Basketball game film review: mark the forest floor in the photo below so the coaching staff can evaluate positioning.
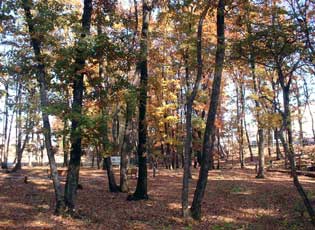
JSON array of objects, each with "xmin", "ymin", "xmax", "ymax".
[{"xmin": 1, "ymin": 164, "xmax": 315, "ymax": 230}]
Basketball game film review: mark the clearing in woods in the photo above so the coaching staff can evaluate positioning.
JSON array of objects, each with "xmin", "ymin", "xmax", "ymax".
[{"xmin": 0, "ymin": 167, "xmax": 315, "ymax": 230}]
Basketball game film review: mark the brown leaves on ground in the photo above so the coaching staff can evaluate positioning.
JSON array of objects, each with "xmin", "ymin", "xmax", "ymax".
[{"xmin": 0, "ymin": 167, "xmax": 315, "ymax": 230}]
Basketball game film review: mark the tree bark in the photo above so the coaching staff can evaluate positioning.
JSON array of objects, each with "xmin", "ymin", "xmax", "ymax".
[
  {"xmin": 1, "ymin": 81, "xmax": 9, "ymax": 168},
  {"xmin": 64, "ymin": 0, "xmax": 92, "ymax": 213},
  {"xmin": 182, "ymin": 1, "xmax": 211, "ymax": 217},
  {"xmin": 246, "ymin": 9, "xmax": 264, "ymax": 178},
  {"xmin": 104, "ymin": 157, "xmax": 120, "ymax": 192},
  {"xmin": 12, "ymin": 107, "xmax": 32, "ymax": 172},
  {"xmin": 278, "ymin": 68, "xmax": 315, "ymax": 226},
  {"xmin": 190, "ymin": 0, "xmax": 225, "ymax": 219},
  {"xmin": 22, "ymin": 0, "xmax": 65, "ymax": 214},
  {"xmin": 127, "ymin": 0, "xmax": 151, "ymax": 201},
  {"xmin": 274, "ymin": 129, "xmax": 281, "ymax": 160},
  {"xmin": 244, "ymin": 118, "xmax": 253, "ymax": 161},
  {"xmin": 2, "ymin": 107, "xmax": 15, "ymax": 169},
  {"xmin": 63, "ymin": 112, "xmax": 69, "ymax": 167},
  {"xmin": 120, "ymin": 94, "xmax": 134, "ymax": 192},
  {"xmin": 236, "ymin": 82, "xmax": 245, "ymax": 168}
]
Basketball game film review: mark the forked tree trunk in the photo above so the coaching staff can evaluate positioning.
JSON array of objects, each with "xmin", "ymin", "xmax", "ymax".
[
  {"xmin": 182, "ymin": 2, "xmax": 211, "ymax": 217},
  {"xmin": 190, "ymin": 0, "xmax": 225, "ymax": 219},
  {"xmin": 22, "ymin": 0, "xmax": 65, "ymax": 214}
]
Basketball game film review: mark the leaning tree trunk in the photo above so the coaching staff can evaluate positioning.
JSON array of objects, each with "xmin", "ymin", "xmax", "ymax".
[
  {"xmin": 182, "ymin": 2, "xmax": 211, "ymax": 217},
  {"xmin": 279, "ymin": 71, "xmax": 315, "ymax": 226},
  {"xmin": 22, "ymin": 0, "xmax": 65, "ymax": 214},
  {"xmin": 64, "ymin": 0, "xmax": 92, "ymax": 213},
  {"xmin": 127, "ymin": 0, "xmax": 151, "ymax": 201},
  {"xmin": 190, "ymin": 0, "xmax": 225, "ymax": 220}
]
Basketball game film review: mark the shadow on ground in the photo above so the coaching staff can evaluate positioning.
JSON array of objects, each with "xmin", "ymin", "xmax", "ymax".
[{"xmin": 0, "ymin": 167, "xmax": 315, "ymax": 229}]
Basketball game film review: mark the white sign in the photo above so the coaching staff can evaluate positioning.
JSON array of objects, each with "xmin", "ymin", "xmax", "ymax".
[{"xmin": 111, "ymin": 156, "xmax": 121, "ymax": 166}]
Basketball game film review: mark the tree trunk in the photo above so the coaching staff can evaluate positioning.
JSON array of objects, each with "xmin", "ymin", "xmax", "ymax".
[
  {"xmin": 190, "ymin": 0, "xmax": 225, "ymax": 219},
  {"xmin": 2, "ymin": 109, "xmax": 14, "ymax": 169},
  {"xmin": 182, "ymin": 2, "xmax": 211, "ymax": 217},
  {"xmin": 244, "ymin": 118, "xmax": 253, "ymax": 162},
  {"xmin": 246, "ymin": 10, "xmax": 264, "ymax": 178},
  {"xmin": 1, "ymin": 81, "xmax": 9, "ymax": 168},
  {"xmin": 96, "ymin": 145, "xmax": 101, "ymax": 169},
  {"xmin": 104, "ymin": 157, "xmax": 120, "ymax": 192},
  {"xmin": 267, "ymin": 129, "xmax": 272, "ymax": 157},
  {"xmin": 120, "ymin": 95, "xmax": 134, "ymax": 192},
  {"xmin": 296, "ymin": 93, "xmax": 304, "ymax": 148},
  {"xmin": 64, "ymin": 0, "xmax": 92, "ymax": 213},
  {"xmin": 256, "ymin": 129, "xmax": 265, "ymax": 178},
  {"xmin": 2, "ymin": 85, "xmax": 18, "ymax": 169},
  {"xmin": 279, "ymin": 80, "xmax": 315, "ymax": 226},
  {"xmin": 274, "ymin": 129, "xmax": 281, "ymax": 160},
  {"xmin": 63, "ymin": 118, "xmax": 69, "ymax": 167},
  {"xmin": 236, "ymin": 82, "xmax": 245, "ymax": 168},
  {"xmin": 302, "ymin": 81, "xmax": 313, "ymax": 144},
  {"xmin": 22, "ymin": 0, "xmax": 65, "ymax": 214},
  {"xmin": 12, "ymin": 108, "xmax": 32, "ymax": 172},
  {"xmin": 127, "ymin": 0, "xmax": 151, "ymax": 201}
]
